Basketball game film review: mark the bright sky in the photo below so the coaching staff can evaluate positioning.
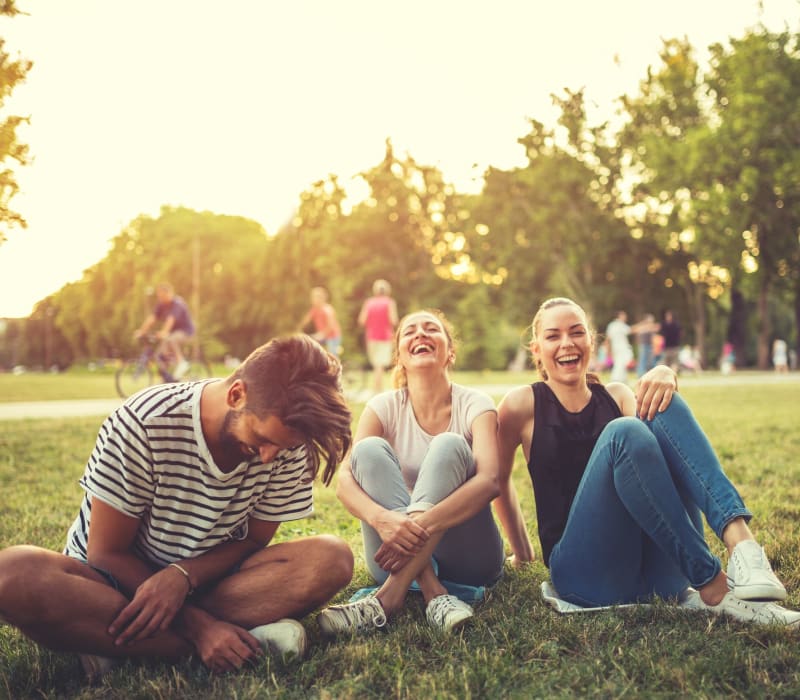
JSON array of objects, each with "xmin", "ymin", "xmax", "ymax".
[{"xmin": 1, "ymin": 0, "xmax": 798, "ymax": 317}]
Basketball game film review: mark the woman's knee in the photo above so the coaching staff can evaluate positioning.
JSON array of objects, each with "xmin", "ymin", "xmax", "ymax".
[
  {"xmin": 603, "ymin": 416, "xmax": 653, "ymax": 447},
  {"xmin": 351, "ymin": 436, "xmax": 395, "ymax": 477},
  {"xmin": 429, "ymin": 432, "xmax": 470, "ymax": 454},
  {"xmin": 426, "ymin": 433, "xmax": 473, "ymax": 472},
  {"xmin": 602, "ymin": 417, "xmax": 660, "ymax": 465}
]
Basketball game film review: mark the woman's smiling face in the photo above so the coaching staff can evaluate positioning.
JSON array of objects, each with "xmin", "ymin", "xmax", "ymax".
[
  {"xmin": 397, "ymin": 311, "xmax": 453, "ymax": 371},
  {"xmin": 532, "ymin": 303, "xmax": 592, "ymax": 383}
]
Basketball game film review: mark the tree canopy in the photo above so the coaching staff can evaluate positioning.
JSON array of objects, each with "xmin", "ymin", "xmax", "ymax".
[{"xmin": 3, "ymin": 24, "xmax": 799, "ymax": 373}]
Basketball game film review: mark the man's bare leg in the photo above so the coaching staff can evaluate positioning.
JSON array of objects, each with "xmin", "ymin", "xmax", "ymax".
[
  {"xmin": 0, "ymin": 536, "xmax": 352, "ymax": 665},
  {"xmin": 0, "ymin": 545, "xmax": 188, "ymax": 659},
  {"xmin": 197, "ymin": 535, "xmax": 353, "ymax": 627}
]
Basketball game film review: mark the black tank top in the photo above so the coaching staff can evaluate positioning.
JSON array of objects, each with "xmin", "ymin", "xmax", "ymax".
[{"xmin": 527, "ymin": 382, "xmax": 622, "ymax": 566}]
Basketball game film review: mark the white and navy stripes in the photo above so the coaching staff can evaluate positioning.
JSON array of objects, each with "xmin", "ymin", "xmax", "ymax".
[{"xmin": 64, "ymin": 380, "xmax": 313, "ymax": 567}]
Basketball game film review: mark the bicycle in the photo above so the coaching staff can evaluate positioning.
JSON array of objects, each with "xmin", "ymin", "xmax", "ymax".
[{"xmin": 115, "ymin": 335, "xmax": 213, "ymax": 398}]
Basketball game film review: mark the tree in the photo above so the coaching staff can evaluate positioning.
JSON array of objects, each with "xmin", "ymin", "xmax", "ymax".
[
  {"xmin": 0, "ymin": 0, "xmax": 32, "ymax": 244},
  {"xmin": 617, "ymin": 30, "xmax": 800, "ymax": 368},
  {"xmin": 703, "ymin": 28, "xmax": 800, "ymax": 367}
]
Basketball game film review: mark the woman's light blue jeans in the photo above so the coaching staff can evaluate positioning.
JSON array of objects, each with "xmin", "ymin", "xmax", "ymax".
[
  {"xmin": 549, "ymin": 393, "xmax": 751, "ymax": 607},
  {"xmin": 350, "ymin": 434, "xmax": 505, "ymax": 587}
]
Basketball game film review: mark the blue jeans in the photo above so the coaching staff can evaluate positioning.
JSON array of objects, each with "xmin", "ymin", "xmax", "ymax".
[
  {"xmin": 549, "ymin": 394, "xmax": 751, "ymax": 607},
  {"xmin": 350, "ymin": 434, "xmax": 504, "ymax": 587}
]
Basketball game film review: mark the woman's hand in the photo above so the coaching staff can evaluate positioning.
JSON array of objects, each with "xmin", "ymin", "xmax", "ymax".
[
  {"xmin": 370, "ymin": 510, "xmax": 429, "ymax": 572},
  {"xmin": 635, "ymin": 365, "xmax": 678, "ymax": 420},
  {"xmin": 373, "ymin": 510, "xmax": 429, "ymax": 555}
]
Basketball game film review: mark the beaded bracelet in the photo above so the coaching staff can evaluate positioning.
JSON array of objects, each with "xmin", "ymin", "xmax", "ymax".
[{"xmin": 168, "ymin": 562, "xmax": 194, "ymax": 595}]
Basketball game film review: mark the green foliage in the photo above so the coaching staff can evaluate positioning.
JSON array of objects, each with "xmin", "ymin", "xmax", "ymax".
[
  {"xmin": 0, "ymin": 0, "xmax": 31, "ymax": 244},
  {"xmin": 2, "ymin": 379, "xmax": 800, "ymax": 697},
  {"xmin": 4, "ymin": 27, "xmax": 800, "ymax": 372}
]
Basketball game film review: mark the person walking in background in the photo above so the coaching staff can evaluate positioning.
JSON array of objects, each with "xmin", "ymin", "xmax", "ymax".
[
  {"xmin": 495, "ymin": 297, "xmax": 799, "ymax": 628},
  {"xmin": 635, "ymin": 313, "xmax": 659, "ymax": 377},
  {"xmin": 135, "ymin": 282, "xmax": 195, "ymax": 380},
  {"xmin": 0, "ymin": 336, "xmax": 354, "ymax": 680},
  {"xmin": 605, "ymin": 310, "xmax": 633, "ymax": 383},
  {"xmin": 317, "ymin": 309, "xmax": 505, "ymax": 636},
  {"xmin": 772, "ymin": 338, "xmax": 788, "ymax": 373},
  {"xmin": 660, "ymin": 310, "xmax": 682, "ymax": 372},
  {"xmin": 358, "ymin": 279, "xmax": 399, "ymax": 395},
  {"xmin": 298, "ymin": 286, "xmax": 342, "ymax": 356},
  {"xmin": 720, "ymin": 342, "xmax": 736, "ymax": 375}
]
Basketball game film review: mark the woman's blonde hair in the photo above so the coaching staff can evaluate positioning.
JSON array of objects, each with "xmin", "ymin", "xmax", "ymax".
[
  {"xmin": 529, "ymin": 297, "xmax": 601, "ymax": 385},
  {"xmin": 391, "ymin": 309, "xmax": 457, "ymax": 389}
]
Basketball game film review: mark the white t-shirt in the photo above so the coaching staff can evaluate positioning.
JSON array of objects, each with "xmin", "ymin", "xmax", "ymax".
[
  {"xmin": 605, "ymin": 319, "xmax": 632, "ymax": 353},
  {"xmin": 366, "ymin": 383, "xmax": 496, "ymax": 491},
  {"xmin": 64, "ymin": 380, "xmax": 313, "ymax": 567}
]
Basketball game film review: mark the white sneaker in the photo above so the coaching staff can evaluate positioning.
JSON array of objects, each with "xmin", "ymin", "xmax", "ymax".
[
  {"xmin": 249, "ymin": 619, "xmax": 307, "ymax": 660},
  {"xmin": 680, "ymin": 588, "xmax": 800, "ymax": 627},
  {"xmin": 79, "ymin": 654, "xmax": 117, "ymax": 683},
  {"xmin": 174, "ymin": 359, "xmax": 191, "ymax": 379},
  {"xmin": 425, "ymin": 594, "xmax": 473, "ymax": 632},
  {"xmin": 728, "ymin": 540, "xmax": 787, "ymax": 601},
  {"xmin": 317, "ymin": 596, "xmax": 387, "ymax": 636}
]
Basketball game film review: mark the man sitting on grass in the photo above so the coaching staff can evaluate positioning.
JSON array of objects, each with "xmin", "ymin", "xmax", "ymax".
[{"xmin": 0, "ymin": 335, "xmax": 353, "ymax": 681}]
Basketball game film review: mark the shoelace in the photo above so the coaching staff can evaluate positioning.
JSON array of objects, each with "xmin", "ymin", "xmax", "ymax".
[
  {"xmin": 428, "ymin": 596, "xmax": 460, "ymax": 625},
  {"xmin": 342, "ymin": 598, "xmax": 386, "ymax": 629}
]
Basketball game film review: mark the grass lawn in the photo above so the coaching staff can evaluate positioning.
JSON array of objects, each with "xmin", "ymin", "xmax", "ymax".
[{"xmin": 1, "ymin": 377, "xmax": 800, "ymax": 698}]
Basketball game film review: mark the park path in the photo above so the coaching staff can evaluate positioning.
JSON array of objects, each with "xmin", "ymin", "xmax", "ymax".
[{"xmin": 0, "ymin": 372, "xmax": 797, "ymax": 421}]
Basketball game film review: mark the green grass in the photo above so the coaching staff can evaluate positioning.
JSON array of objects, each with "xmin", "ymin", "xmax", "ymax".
[{"xmin": 1, "ymin": 379, "xmax": 800, "ymax": 697}]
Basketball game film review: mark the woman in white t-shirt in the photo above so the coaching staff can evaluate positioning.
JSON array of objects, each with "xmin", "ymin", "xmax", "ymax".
[{"xmin": 318, "ymin": 309, "xmax": 506, "ymax": 635}]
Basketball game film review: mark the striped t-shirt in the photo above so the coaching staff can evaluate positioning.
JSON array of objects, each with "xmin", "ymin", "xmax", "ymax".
[{"xmin": 64, "ymin": 380, "xmax": 313, "ymax": 567}]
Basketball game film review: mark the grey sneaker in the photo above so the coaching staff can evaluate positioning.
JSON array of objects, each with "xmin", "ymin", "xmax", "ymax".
[
  {"xmin": 249, "ymin": 619, "xmax": 307, "ymax": 660},
  {"xmin": 728, "ymin": 540, "xmax": 787, "ymax": 601},
  {"xmin": 317, "ymin": 596, "xmax": 387, "ymax": 636},
  {"xmin": 425, "ymin": 594, "xmax": 473, "ymax": 632},
  {"xmin": 79, "ymin": 654, "xmax": 117, "ymax": 684},
  {"xmin": 681, "ymin": 588, "xmax": 800, "ymax": 627}
]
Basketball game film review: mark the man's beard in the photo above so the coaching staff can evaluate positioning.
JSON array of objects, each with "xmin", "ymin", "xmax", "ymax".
[{"xmin": 217, "ymin": 409, "xmax": 251, "ymax": 469}]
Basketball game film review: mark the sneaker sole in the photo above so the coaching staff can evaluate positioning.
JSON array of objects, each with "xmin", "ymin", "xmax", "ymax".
[
  {"xmin": 444, "ymin": 613, "xmax": 473, "ymax": 633},
  {"xmin": 734, "ymin": 584, "xmax": 788, "ymax": 602}
]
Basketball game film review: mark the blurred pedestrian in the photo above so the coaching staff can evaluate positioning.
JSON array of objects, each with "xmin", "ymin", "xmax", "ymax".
[
  {"xmin": 298, "ymin": 287, "xmax": 342, "ymax": 356},
  {"xmin": 605, "ymin": 310, "xmax": 633, "ymax": 384},
  {"xmin": 660, "ymin": 310, "xmax": 682, "ymax": 372},
  {"xmin": 358, "ymin": 279, "xmax": 399, "ymax": 394},
  {"xmin": 772, "ymin": 338, "xmax": 788, "ymax": 373},
  {"xmin": 720, "ymin": 342, "xmax": 736, "ymax": 375},
  {"xmin": 634, "ymin": 313, "xmax": 659, "ymax": 377}
]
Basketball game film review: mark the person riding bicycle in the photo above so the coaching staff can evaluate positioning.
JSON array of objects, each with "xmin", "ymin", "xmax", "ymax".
[{"xmin": 135, "ymin": 283, "xmax": 195, "ymax": 379}]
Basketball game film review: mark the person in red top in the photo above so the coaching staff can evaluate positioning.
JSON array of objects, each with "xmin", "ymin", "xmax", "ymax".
[
  {"xmin": 298, "ymin": 287, "xmax": 342, "ymax": 356},
  {"xmin": 358, "ymin": 279, "xmax": 399, "ymax": 394}
]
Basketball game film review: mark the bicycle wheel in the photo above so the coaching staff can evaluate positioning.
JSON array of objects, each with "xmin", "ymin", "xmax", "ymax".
[{"xmin": 116, "ymin": 360, "xmax": 154, "ymax": 398}]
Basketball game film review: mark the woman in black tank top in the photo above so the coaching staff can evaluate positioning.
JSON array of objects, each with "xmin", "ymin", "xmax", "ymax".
[{"xmin": 494, "ymin": 297, "xmax": 796, "ymax": 626}]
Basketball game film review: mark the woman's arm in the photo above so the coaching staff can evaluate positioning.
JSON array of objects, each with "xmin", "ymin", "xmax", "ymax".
[{"xmin": 495, "ymin": 386, "xmax": 536, "ymax": 565}]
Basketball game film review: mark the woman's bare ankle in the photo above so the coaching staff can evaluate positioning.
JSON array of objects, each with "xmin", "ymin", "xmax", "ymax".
[{"xmin": 698, "ymin": 570, "xmax": 729, "ymax": 606}]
